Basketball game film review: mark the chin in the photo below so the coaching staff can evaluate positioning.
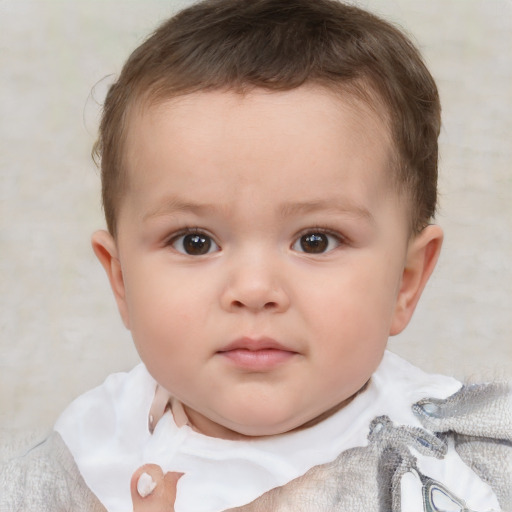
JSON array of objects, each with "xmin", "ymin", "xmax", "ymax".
[{"xmin": 225, "ymin": 412, "xmax": 304, "ymax": 438}]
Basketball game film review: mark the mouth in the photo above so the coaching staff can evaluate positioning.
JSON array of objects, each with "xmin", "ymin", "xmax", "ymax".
[{"xmin": 216, "ymin": 337, "xmax": 298, "ymax": 371}]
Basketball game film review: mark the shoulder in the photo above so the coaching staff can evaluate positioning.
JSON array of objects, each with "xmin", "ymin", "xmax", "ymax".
[
  {"xmin": 365, "ymin": 353, "xmax": 510, "ymax": 508},
  {"xmin": 51, "ymin": 364, "xmax": 159, "ymax": 511},
  {"xmin": 54, "ymin": 363, "xmax": 156, "ymax": 458},
  {"xmin": 0, "ymin": 431, "xmax": 106, "ymax": 512},
  {"xmin": 243, "ymin": 373, "xmax": 510, "ymax": 511},
  {"xmin": 354, "ymin": 351, "xmax": 463, "ymax": 430},
  {"xmin": 413, "ymin": 380, "xmax": 512, "ymax": 508},
  {"xmin": 375, "ymin": 350, "xmax": 462, "ymax": 397},
  {"xmin": 376, "ymin": 356, "xmax": 512, "ymax": 511}
]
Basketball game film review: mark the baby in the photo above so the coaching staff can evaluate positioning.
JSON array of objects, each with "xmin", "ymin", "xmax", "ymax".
[{"xmin": 1, "ymin": 0, "xmax": 510, "ymax": 511}]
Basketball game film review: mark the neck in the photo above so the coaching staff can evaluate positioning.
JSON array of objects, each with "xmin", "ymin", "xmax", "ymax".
[{"xmin": 183, "ymin": 380, "xmax": 370, "ymax": 441}]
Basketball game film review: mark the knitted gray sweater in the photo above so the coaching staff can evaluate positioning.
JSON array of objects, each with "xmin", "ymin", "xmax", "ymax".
[{"xmin": 1, "ymin": 382, "xmax": 510, "ymax": 512}]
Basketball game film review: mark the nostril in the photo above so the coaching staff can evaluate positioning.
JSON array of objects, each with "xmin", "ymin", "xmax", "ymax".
[
  {"xmin": 223, "ymin": 281, "xmax": 290, "ymax": 313},
  {"xmin": 230, "ymin": 300, "xmax": 279, "ymax": 311}
]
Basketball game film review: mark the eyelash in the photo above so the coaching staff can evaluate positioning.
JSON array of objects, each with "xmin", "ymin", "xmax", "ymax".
[
  {"xmin": 165, "ymin": 228, "xmax": 220, "ymax": 256},
  {"xmin": 164, "ymin": 226, "xmax": 346, "ymax": 256},
  {"xmin": 291, "ymin": 228, "xmax": 346, "ymax": 254}
]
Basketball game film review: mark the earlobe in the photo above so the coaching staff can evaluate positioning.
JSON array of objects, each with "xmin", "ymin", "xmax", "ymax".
[
  {"xmin": 91, "ymin": 230, "xmax": 131, "ymax": 329},
  {"xmin": 390, "ymin": 225, "xmax": 443, "ymax": 336}
]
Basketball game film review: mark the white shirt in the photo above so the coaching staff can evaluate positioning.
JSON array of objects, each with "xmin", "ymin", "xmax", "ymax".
[{"xmin": 54, "ymin": 351, "xmax": 500, "ymax": 512}]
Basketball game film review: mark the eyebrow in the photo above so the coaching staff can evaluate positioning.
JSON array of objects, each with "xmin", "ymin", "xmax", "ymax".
[
  {"xmin": 143, "ymin": 196, "xmax": 374, "ymax": 223},
  {"xmin": 278, "ymin": 199, "xmax": 374, "ymax": 223},
  {"xmin": 143, "ymin": 198, "xmax": 220, "ymax": 221}
]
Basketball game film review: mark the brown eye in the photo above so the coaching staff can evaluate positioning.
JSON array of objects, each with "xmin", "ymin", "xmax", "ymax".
[
  {"xmin": 172, "ymin": 232, "xmax": 219, "ymax": 255},
  {"xmin": 292, "ymin": 231, "xmax": 341, "ymax": 254},
  {"xmin": 300, "ymin": 233, "xmax": 328, "ymax": 253},
  {"xmin": 183, "ymin": 234, "xmax": 211, "ymax": 255}
]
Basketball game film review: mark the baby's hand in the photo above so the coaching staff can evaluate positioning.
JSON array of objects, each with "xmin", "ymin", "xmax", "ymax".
[{"xmin": 131, "ymin": 464, "xmax": 183, "ymax": 512}]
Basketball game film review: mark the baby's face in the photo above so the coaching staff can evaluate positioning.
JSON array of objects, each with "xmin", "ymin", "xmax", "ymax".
[{"xmin": 99, "ymin": 86, "xmax": 421, "ymax": 438}]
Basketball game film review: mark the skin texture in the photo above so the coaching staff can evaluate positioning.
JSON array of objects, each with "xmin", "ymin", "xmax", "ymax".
[{"xmin": 93, "ymin": 86, "xmax": 442, "ymax": 442}]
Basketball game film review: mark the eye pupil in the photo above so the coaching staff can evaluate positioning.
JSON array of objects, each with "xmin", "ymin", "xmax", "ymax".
[
  {"xmin": 183, "ymin": 234, "xmax": 211, "ymax": 255},
  {"xmin": 300, "ymin": 233, "xmax": 328, "ymax": 253}
]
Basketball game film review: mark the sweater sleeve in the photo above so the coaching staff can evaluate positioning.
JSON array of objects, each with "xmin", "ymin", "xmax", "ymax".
[{"xmin": 0, "ymin": 431, "xmax": 107, "ymax": 512}]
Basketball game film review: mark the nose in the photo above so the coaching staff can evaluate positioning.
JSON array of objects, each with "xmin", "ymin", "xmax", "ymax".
[{"xmin": 220, "ymin": 255, "xmax": 290, "ymax": 313}]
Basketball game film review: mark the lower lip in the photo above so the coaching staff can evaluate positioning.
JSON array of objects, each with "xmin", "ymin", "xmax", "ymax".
[{"xmin": 218, "ymin": 348, "xmax": 296, "ymax": 371}]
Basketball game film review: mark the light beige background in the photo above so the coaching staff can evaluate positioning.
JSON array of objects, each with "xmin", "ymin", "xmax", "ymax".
[{"xmin": 0, "ymin": 0, "xmax": 511, "ymax": 432}]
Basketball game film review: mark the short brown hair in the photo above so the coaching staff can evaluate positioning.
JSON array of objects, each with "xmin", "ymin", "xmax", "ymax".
[{"xmin": 94, "ymin": 0, "xmax": 441, "ymax": 236}]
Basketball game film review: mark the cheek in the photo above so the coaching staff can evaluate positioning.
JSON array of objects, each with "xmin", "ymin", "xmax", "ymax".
[
  {"xmin": 127, "ymin": 289, "xmax": 202, "ymax": 393},
  {"xmin": 299, "ymin": 259, "xmax": 400, "ymax": 339},
  {"xmin": 125, "ymin": 258, "xmax": 213, "ymax": 316},
  {"xmin": 122, "ymin": 265, "xmax": 209, "ymax": 355}
]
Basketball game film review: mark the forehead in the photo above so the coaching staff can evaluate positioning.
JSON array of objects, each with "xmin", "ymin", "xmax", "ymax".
[
  {"xmin": 121, "ymin": 86, "xmax": 398, "ymax": 215},
  {"xmin": 126, "ymin": 84, "xmax": 392, "ymax": 158}
]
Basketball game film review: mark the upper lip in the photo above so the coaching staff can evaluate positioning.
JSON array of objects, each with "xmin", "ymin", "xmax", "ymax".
[{"xmin": 217, "ymin": 337, "xmax": 295, "ymax": 353}]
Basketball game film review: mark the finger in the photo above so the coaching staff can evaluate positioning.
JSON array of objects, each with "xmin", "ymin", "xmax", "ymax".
[{"xmin": 131, "ymin": 464, "xmax": 183, "ymax": 512}]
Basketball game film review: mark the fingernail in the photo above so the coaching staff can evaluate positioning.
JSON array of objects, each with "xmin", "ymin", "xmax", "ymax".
[{"xmin": 137, "ymin": 472, "xmax": 157, "ymax": 498}]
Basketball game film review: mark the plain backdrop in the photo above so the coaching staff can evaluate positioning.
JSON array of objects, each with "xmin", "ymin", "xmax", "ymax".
[{"xmin": 1, "ymin": 0, "xmax": 511, "ymax": 432}]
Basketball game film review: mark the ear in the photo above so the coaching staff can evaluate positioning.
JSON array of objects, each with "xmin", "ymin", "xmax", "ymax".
[
  {"xmin": 91, "ymin": 230, "xmax": 130, "ymax": 329},
  {"xmin": 389, "ymin": 224, "xmax": 443, "ymax": 336}
]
